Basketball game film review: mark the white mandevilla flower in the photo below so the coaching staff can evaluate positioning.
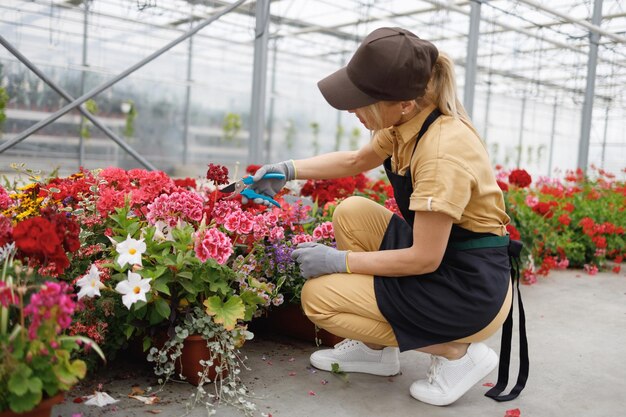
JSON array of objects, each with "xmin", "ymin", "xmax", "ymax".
[
  {"xmin": 76, "ymin": 264, "xmax": 105, "ymax": 300},
  {"xmin": 116, "ymin": 234, "xmax": 146, "ymax": 267},
  {"xmin": 115, "ymin": 271, "xmax": 151, "ymax": 309}
]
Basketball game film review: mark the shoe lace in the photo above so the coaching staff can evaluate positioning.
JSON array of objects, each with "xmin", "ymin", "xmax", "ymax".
[
  {"xmin": 333, "ymin": 339, "xmax": 358, "ymax": 351},
  {"xmin": 427, "ymin": 355, "xmax": 444, "ymax": 384}
]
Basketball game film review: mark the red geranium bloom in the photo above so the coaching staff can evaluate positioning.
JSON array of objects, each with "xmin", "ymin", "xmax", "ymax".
[
  {"xmin": 246, "ymin": 164, "xmax": 262, "ymax": 175},
  {"xmin": 557, "ymin": 213, "xmax": 571, "ymax": 226},
  {"xmin": 206, "ymin": 163, "xmax": 230, "ymax": 186},
  {"xmin": 508, "ymin": 169, "xmax": 532, "ymax": 188},
  {"xmin": 496, "ymin": 180, "xmax": 509, "ymax": 192},
  {"xmin": 506, "ymin": 224, "xmax": 521, "ymax": 241}
]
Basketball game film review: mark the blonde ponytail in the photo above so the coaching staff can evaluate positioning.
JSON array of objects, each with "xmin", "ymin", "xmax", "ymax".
[{"xmin": 425, "ymin": 52, "xmax": 477, "ymax": 133}]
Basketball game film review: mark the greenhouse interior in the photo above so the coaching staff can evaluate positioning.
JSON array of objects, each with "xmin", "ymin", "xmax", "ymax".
[
  {"xmin": 1, "ymin": 2, "xmax": 625, "ymax": 417},
  {"xmin": 1, "ymin": 0, "xmax": 625, "ymax": 179}
]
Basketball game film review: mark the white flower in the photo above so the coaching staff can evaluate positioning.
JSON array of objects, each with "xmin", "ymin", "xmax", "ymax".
[
  {"xmin": 116, "ymin": 234, "xmax": 146, "ymax": 267},
  {"xmin": 153, "ymin": 220, "xmax": 175, "ymax": 242},
  {"xmin": 115, "ymin": 271, "xmax": 151, "ymax": 309},
  {"xmin": 84, "ymin": 391, "xmax": 119, "ymax": 407},
  {"xmin": 76, "ymin": 264, "xmax": 105, "ymax": 300}
]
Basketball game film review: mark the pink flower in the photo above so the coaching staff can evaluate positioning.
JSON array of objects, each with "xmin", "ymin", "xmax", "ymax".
[
  {"xmin": 0, "ymin": 185, "xmax": 12, "ymax": 210},
  {"xmin": 194, "ymin": 228, "xmax": 233, "ymax": 265},
  {"xmin": 23, "ymin": 281, "xmax": 77, "ymax": 340},
  {"xmin": 584, "ymin": 264, "xmax": 599, "ymax": 275},
  {"xmin": 524, "ymin": 194, "xmax": 539, "ymax": 208},
  {"xmin": 147, "ymin": 191, "xmax": 204, "ymax": 227},
  {"xmin": 224, "ymin": 211, "xmax": 254, "ymax": 235},
  {"xmin": 556, "ymin": 258, "xmax": 569, "ymax": 269},
  {"xmin": 269, "ymin": 226, "xmax": 285, "ymax": 242},
  {"xmin": 312, "ymin": 221, "xmax": 334, "ymax": 241},
  {"xmin": 522, "ymin": 268, "xmax": 537, "ymax": 285},
  {"xmin": 212, "ymin": 200, "xmax": 241, "ymax": 224},
  {"xmin": 0, "ymin": 281, "xmax": 17, "ymax": 307},
  {"xmin": 291, "ymin": 233, "xmax": 315, "ymax": 246}
]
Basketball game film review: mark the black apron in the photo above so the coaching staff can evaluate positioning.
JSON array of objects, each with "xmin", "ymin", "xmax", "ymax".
[{"xmin": 374, "ymin": 109, "xmax": 528, "ymax": 401}]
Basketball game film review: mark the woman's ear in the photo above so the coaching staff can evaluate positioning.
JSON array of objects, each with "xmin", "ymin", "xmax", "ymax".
[{"xmin": 400, "ymin": 100, "xmax": 416, "ymax": 115}]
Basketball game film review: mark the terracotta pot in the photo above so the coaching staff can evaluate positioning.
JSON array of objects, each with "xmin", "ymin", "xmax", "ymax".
[
  {"xmin": 0, "ymin": 392, "xmax": 64, "ymax": 417},
  {"xmin": 176, "ymin": 334, "xmax": 227, "ymax": 386},
  {"xmin": 257, "ymin": 303, "xmax": 343, "ymax": 347}
]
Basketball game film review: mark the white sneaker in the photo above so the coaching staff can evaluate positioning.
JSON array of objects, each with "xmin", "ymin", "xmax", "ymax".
[
  {"xmin": 409, "ymin": 342, "xmax": 498, "ymax": 406},
  {"xmin": 309, "ymin": 339, "xmax": 400, "ymax": 376}
]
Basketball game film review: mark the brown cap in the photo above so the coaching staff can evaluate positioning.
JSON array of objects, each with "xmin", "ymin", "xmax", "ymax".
[{"xmin": 318, "ymin": 27, "xmax": 438, "ymax": 110}]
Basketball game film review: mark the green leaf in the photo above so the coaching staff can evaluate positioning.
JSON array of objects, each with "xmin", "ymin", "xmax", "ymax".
[
  {"xmin": 8, "ymin": 365, "xmax": 33, "ymax": 395},
  {"xmin": 203, "ymin": 295, "xmax": 245, "ymax": 331},
  {"xmin": 177, "ymin": 271, "xmax": 193, "ymax": 279},
  {"xmin": 152, "ymin": 276, "xmax": 172, "ymax": 296},
  {"xmin": 59, "ymin": 335, "xmax": 106, "ymax": 363},
  {"xmin": 178, "ymin": 277, "xmax": 200, "ymax": 296},
  {"xmin": 8, "ymin": 390, "xmax": 42, "ymax": 413},
  {"xmin": 154, "ymin": 297, "xmax": 171, "ymax": 320},
  {"xmin": 124, "ymin": 325, "xmax": 135, "ymax": 339}
]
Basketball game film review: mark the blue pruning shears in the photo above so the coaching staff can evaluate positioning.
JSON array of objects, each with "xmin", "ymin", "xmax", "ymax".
[{"xmin": 220, "ymin": 173, "xmax": 285, "ymax": 207}]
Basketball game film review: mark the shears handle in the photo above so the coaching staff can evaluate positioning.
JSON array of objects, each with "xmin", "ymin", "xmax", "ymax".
[
  {"xmin": 241, "ymin": 173, "xmax": 286, "ymax": 207},
  {"xmin": 240, "ymin": 188, "xmax": 281, "ymax": 207},
  {"xmin": 241, "ymin": 173, "xmax": 285, "ymax": 185}
]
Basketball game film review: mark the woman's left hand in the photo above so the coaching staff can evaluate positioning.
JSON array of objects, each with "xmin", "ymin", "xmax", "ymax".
[{"xmin": 291, "ymin": 242, "xmax": 348, "ymax": 278}]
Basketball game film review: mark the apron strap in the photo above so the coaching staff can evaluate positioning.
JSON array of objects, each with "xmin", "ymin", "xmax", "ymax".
[
  {"xmin": 410, "ymin": 108, "xmax": 443, "ymax": 159},
  {"xmin": 485, "ymin": 239, "xmax": 529, "ymax": 402}
]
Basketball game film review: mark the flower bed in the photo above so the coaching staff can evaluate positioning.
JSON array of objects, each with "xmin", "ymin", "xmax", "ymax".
[
  {"xmin": 1, "ymin": 162, "xmax": 623, "ymax": 414},
  {"xmin": 496, "ymin": 166, "xmax": 625, "ymax": 284}
]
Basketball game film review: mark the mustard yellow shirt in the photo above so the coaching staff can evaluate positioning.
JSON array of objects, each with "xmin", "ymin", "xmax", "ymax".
[{"xmin": 371, "ymin": 104, "xmax": 510, "ymax": 236}]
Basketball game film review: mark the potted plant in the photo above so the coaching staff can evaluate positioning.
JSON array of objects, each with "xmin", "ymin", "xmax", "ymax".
[
  {"xmin": 0, "ymin": 236, "xmax": 104, "ymax": 415},
  {"xmin": 64, "ymin": 163, "xmax": 291, "ymax": 414}
]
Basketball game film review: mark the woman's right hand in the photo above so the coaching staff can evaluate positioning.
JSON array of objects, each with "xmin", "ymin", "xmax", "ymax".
[{"xmin": 244, "ymin": 160, "xmax": 296, "ymax": 205}]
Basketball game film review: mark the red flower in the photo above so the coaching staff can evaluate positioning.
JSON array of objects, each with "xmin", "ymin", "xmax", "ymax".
[
  {"xmin": 504, "ymin": 409, "xmax": 521, "ymax": 417},
  {"xmin": 496, "ymin": 180, "xmax": 509, "ymax": 192},
  {"xmin": 508, "ymin": 169, "xmax": 532, "ymax": 188},
  {"xmin": 506, "ymin": 224, "xmax": 521, "ymax": 241},
  {"xmin": 246, "ymin": 164, "xmax": 262, "ymax": 175},
  {"xmin": 12, "ymin": 212, "xmax": 80, "ymax": 274},
  {"xmin": 173, "ymin": 177, "xmax": 197, "ymax": 189},
  {"xmin": 557, "ymin": 213, "xmax": 571, "ymax": 226},
  {"xmin": 206, "ymin": 163, "xmax": 230, "ymax": 186},
  {"xmin": 301, "ymin": 174, "xmax": 369, "ymax": 205},
  {"xmin": 532, "ymin": 201, "xmax": 557, "ymax": 218}
]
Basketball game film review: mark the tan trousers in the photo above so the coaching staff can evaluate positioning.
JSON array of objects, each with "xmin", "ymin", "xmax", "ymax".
[{"xmin": 301, "ymin": 196, "xmax": 512, "ymax": 348}]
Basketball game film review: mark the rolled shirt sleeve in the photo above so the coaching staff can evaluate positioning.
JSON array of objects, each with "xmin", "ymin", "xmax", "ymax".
[{"xmin": 409, "ymin": 157, "xmax": 475, "ymax": 221}]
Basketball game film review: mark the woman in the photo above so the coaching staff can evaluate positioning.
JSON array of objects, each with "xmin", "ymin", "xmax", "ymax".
[{"xmin": 249, "ymin": 27, "xmax": 527, "ymax": 406}]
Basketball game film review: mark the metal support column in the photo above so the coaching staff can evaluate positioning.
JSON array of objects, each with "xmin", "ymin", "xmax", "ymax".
[
  {"xmin": 577, "ymin": 0, "xmax": 603, "ymax": 172},
  {"xmin": 181, "ymin": 24, "xmax": 194, "ymax": 165},
  {"xmin": 265, "ymin": 37, "xmax": 278, "ymax": 163},
  {"xmin": 0, "ymin": 0, "xmax": 246, "ymax": 154},
  {"xmin": 463, "ymin": 0, "xmax": 481, "ymax": 119},
  {"xmin": 482, "ymin": 73, "xmax": 492, "ymax": 141},
  {"xmin": 547, "ymin": 96, "xmax": 558, "ymax": 176},
  {"xmin": 248, "ymin": 0, "xmax": 271, "ymax": 165},
  {"xmin": 600, "ymin": 103, "xmax": 610, "ymax": 168},
  {"xmin": 516, "ymin": 96, "xmax": 527, "ymax": 168},
  {"xmin": 78, "ymin": 0, "xmax": 89, "ymax": 168}
]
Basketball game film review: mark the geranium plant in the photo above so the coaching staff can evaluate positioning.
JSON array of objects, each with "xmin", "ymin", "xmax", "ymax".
[
  {"xmin": 0, "ymin": 241, "xmax": 104, "ymax": 413},
  {"xmin": 497, "ymin": 166, "xmax": 625, "ymax": 284}
]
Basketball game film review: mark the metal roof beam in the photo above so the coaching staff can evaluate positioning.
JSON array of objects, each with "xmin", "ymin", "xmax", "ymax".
[{"xmin": 516, "ymin": 0, "xmax": 626, "ymax": 44}]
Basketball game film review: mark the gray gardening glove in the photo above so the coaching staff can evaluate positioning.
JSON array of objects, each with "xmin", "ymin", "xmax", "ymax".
[
  {"xmin": 291, "ymin": 242, "xmax": 348, "ymax": 279},
  {"xmin": 243, "ymin": 160, "xmax": 296, "ymax": 205}
]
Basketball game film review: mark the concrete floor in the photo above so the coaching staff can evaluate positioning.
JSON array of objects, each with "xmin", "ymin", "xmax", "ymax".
[{"xmin": 53, "ymin": 269, "xmax": 626, "ymax": 417}]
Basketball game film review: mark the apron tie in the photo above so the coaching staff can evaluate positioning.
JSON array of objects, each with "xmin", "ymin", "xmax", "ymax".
[{"xmin": 485, "ymin": 239, "xmax": 529, "ymax": 401}]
